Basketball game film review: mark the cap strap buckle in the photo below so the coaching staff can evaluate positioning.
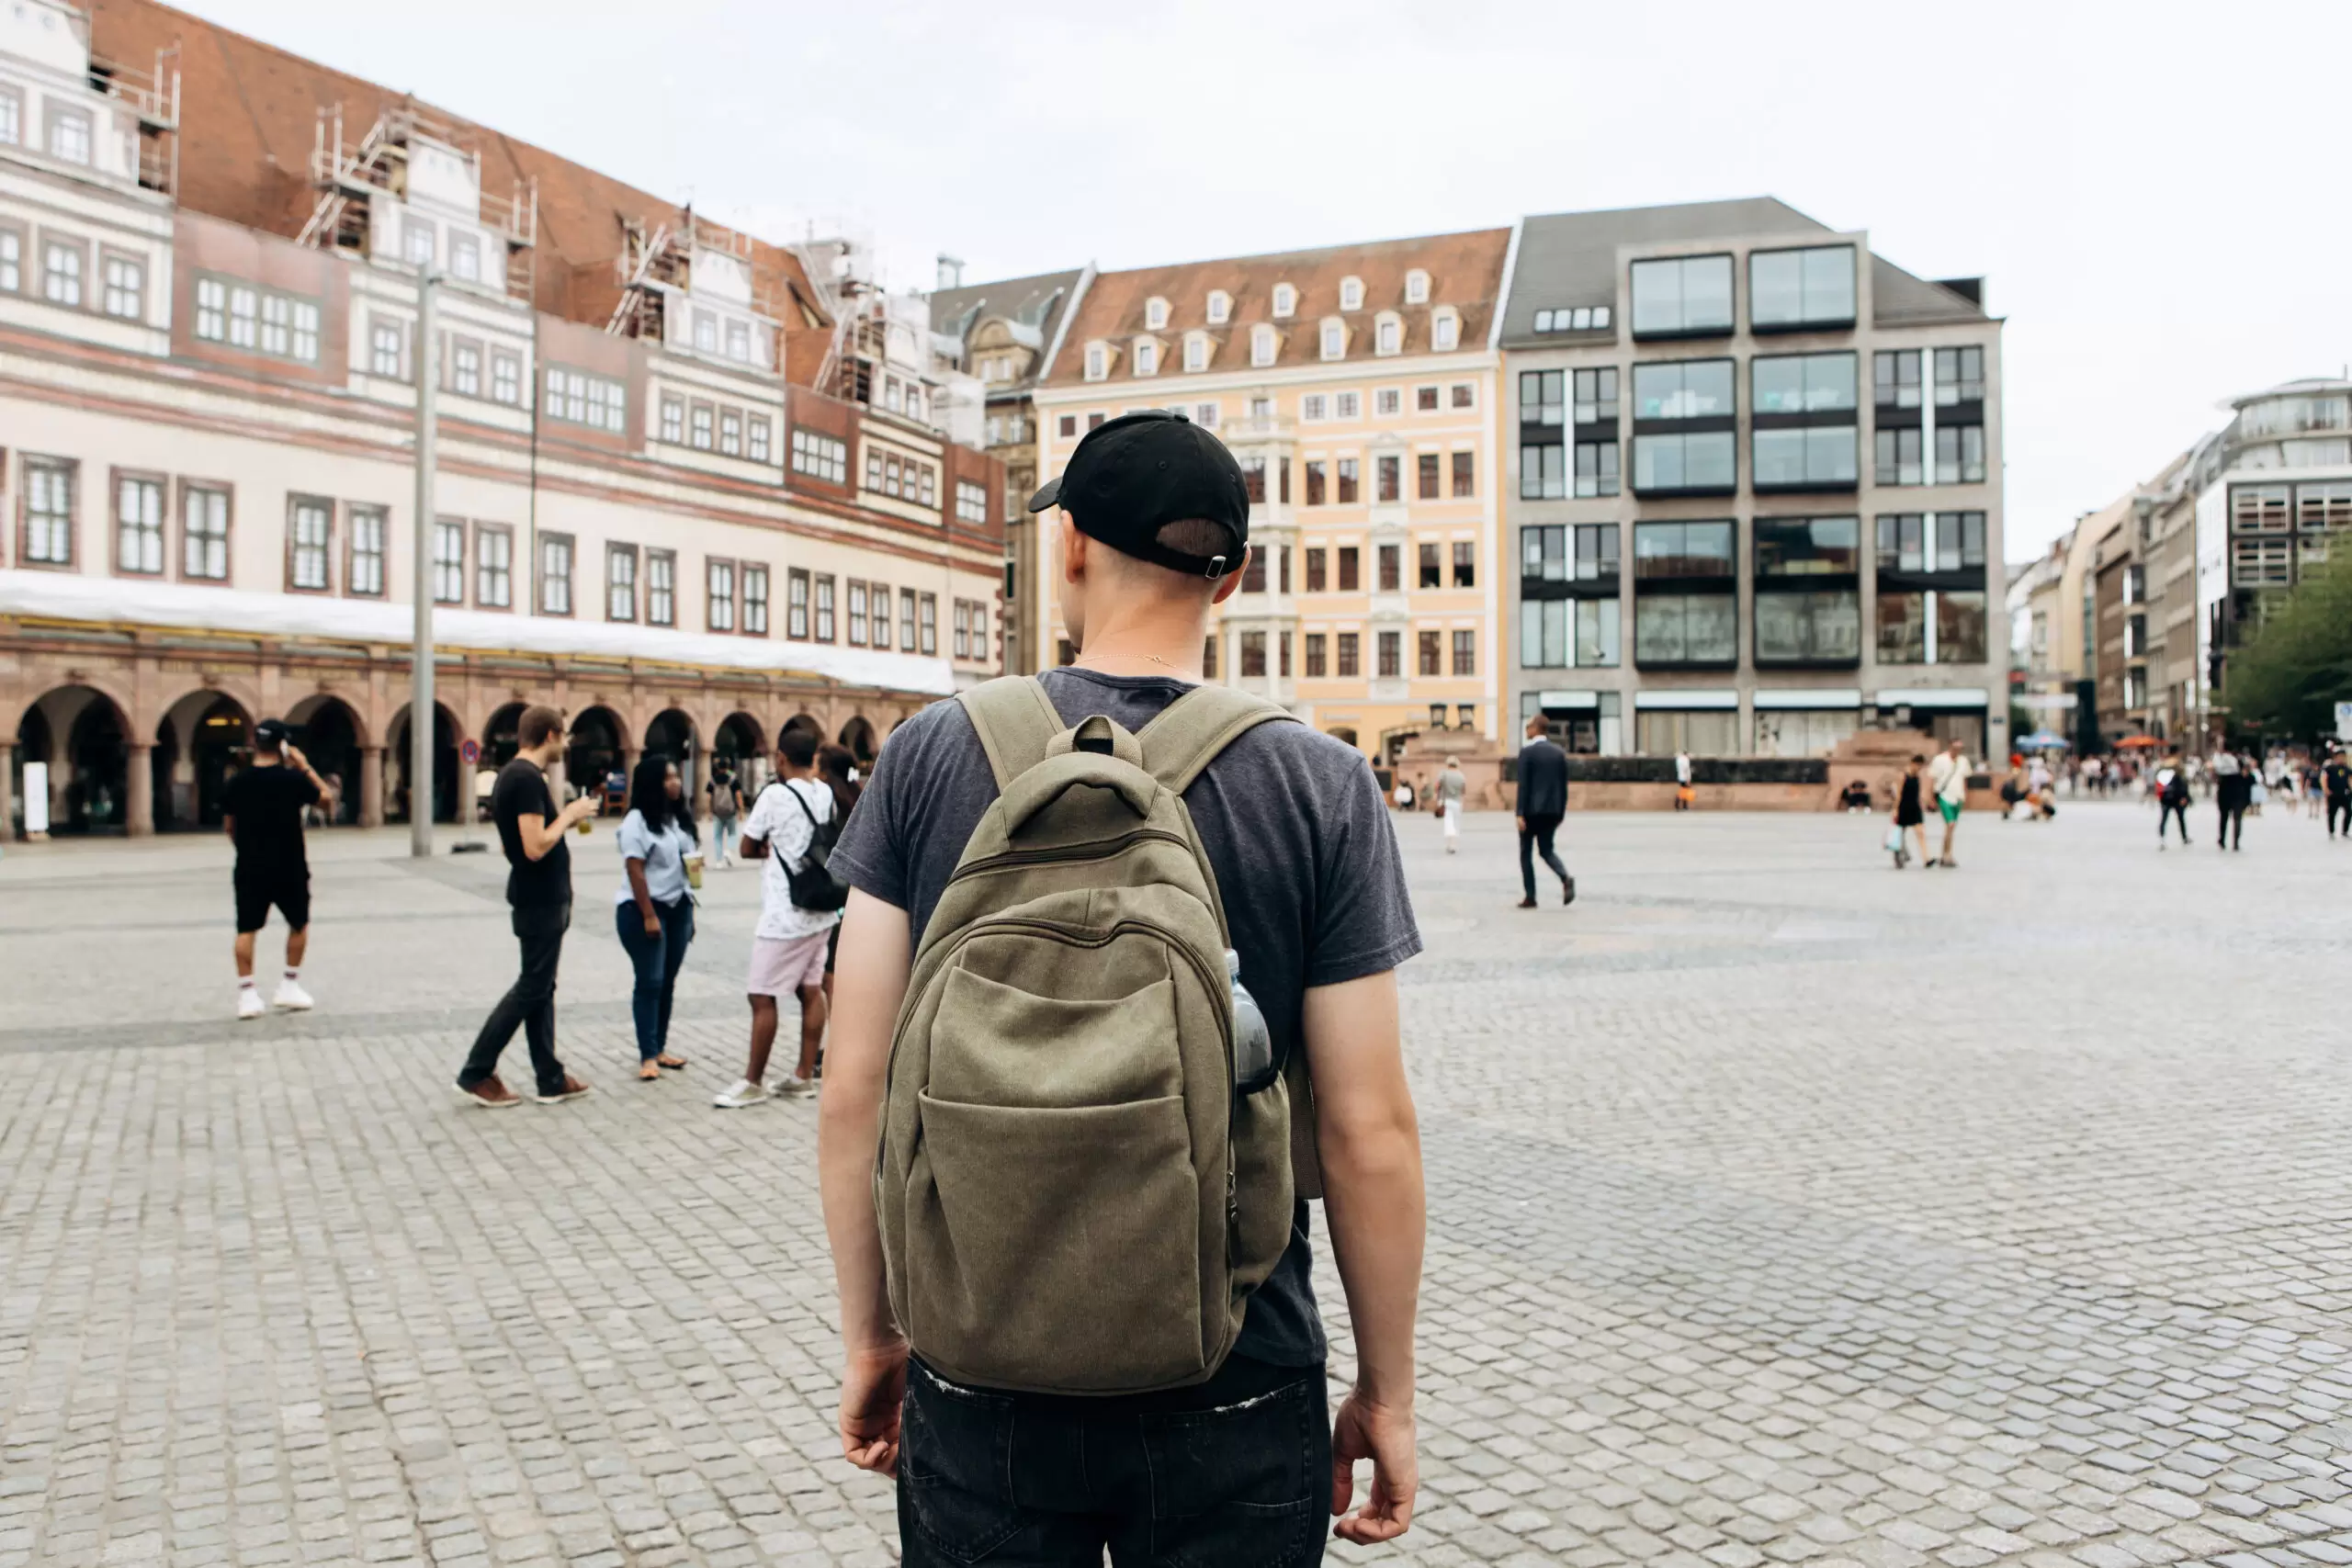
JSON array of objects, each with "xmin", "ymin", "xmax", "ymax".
[{"xmin": 1204, "ymin": 554, "xmax": 1226, "ymax": 579}]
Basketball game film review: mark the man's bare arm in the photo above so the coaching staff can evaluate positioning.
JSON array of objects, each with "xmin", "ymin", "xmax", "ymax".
[
  {"xmin": 819, "ymin": 888, "xmax": 915, "ymax": 1475},
  {"xmin": 1305, "ymin": 968, "xmax": 1425, "ymax": 1545}
]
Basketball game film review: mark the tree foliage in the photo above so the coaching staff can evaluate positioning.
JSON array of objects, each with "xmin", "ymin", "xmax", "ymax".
[{"xmin": 2224, "ymin": 546, "xmax": 2352, "ymax": 739}]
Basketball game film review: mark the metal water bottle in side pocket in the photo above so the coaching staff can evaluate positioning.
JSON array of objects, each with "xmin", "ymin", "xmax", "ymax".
[{"xmin": 1227, "ymin": 948, "xmax": 1274, "ymax": 1089}]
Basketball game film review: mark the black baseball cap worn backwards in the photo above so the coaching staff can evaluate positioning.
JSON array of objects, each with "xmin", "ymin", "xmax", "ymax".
[{"xmin": 1026, "ymin": 409, "xmax": 1251, "ymax": 578}]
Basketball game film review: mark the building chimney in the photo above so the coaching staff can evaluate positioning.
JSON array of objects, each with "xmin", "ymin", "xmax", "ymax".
[{"xmin": 936, "ymin": 254, "xmax": 965, "ymax": 291}]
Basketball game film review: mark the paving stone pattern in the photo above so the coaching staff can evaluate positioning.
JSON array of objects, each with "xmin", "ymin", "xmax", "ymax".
[{"xmin": 2, "ymin": 799, "xmax": 2348, "ymax": 1567}]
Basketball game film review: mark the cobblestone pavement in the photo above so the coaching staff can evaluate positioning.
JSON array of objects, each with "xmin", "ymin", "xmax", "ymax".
[{"xmin": 4, "ymin": 797, "xmax": 2349, "ymax": 1568}]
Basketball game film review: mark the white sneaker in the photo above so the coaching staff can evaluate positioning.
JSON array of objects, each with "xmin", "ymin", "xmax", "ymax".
[
  {"xmin": 777, "ymin": 1076, "xmax": 817, "ymax": 1098},
  {"xmin": 713, "ymin": 1078, "xmax": 772, "ymax": 1110},
  {"xmin": 236, "ymin": 988, "xmax": 266, "ymax": 1021},
  {"xmin": 272, "ymin": 978, "xmax": 314, "ymax": 1011}
]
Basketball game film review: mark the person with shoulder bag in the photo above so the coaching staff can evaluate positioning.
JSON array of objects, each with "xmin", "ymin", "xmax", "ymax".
[{"xmin": 817, "ymin": 412, "xmax": 1425, "ymax": 1562}]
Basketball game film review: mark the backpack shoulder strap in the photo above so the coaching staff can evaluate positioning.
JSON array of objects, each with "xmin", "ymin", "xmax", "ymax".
[
  {"xmin": 1136, "ymin": 685, "xmax": 1300, "ymax": 794},
  {"xmin": 957, "ymin": 676, "xmax": 1067, "ymax": 792}
]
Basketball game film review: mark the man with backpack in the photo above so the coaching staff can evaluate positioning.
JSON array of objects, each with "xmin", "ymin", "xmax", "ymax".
[
  {"xmin": 818, "ymin": 410, "xmax": 1427, "ymax": 1561},
  {"xmin": 716, "ymin": 728, "xmax": 840, "ymax": 1107}
]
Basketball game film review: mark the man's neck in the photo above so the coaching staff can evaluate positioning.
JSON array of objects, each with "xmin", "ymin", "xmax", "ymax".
[
  {"xmin": 254, "ymin": 753, "xmax": 284, "ymax": 768},
  {"xmin": 1070, "ymin": 605, "xmax": 1208, "ymax": 682}
]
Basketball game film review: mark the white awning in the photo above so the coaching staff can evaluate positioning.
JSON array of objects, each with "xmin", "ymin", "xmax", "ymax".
[
  {"xmin": 0, "ymin": 570, "xmax": 957, "ymax": 695},
  {"xmin": 1634, "ymin": 688, "xmax": 1737, "ymax": 711},
  {"xmin": 1872, "ymin": 686, "xmax": 1991, "ymax": 709},
  {"xmin": 1535, "ymin": 688, "xmax": 1600, "ymax": 710},
  {"xmin": 1753, "ymin": 687, "xmax": 1862, "ymax": 710}
]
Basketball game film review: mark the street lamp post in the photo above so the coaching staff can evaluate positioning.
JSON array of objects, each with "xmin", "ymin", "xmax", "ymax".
[{"xmin": 410, "ymin": 269, "xmax": 440, "ymax": 859}]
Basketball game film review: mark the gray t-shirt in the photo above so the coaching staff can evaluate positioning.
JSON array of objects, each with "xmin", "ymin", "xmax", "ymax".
[{"xmin": 830, "ymin": 667, "xmax": 1422, "ymax": 1371}]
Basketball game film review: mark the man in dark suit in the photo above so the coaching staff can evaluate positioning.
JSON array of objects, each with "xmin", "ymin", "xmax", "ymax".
[{"xmin": 1515, "ymin": 714, "xmax": 1576, "ymax": 908}]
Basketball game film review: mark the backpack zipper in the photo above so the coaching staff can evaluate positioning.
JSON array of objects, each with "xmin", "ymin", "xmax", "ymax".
[{"xmin": 941, "ymin": 829, "xmax": 1194, "ymax": 888}]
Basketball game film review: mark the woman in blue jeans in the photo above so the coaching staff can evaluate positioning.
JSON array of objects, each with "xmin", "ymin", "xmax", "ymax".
[{"xmin": 615, "ymin": 755, "xmax": 696, "ymax": 1080}]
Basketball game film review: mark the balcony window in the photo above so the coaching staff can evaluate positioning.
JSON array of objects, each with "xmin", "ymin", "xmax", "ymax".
[
  {"xmin": 1575, "ymin": 440, "xmax": 1620, "ymax": 498},
  {"xmin": 1874, "ymin": 427, "xmax": 1923, "ymax": 487},
  {"xmin": 1634, "ymin": 520, "xmax": 1735, "ymax": 580},
  {"xmin": 1634, "ymin": 594, "xmax": 1736, "ymax": 665},
  {"xmin": 1754, "ymin": 590, "xmax": 1860, "ymax": 663},
  {"xmin": 1873, "ymin": 349, "xmax": 1921, "ymax": 409},
  {"xmin": 1632, "ymin": 432, "xmax": 1735, "ymax": 494},
  {"xmin": 1755, "ymin": 516, "xmax": 1860, "ymax": 577},
  {"xmin": 1572, "ymin": 368, "xmax": 1618, "ymax": 424},
  {"xmin": 1378, "ymin": 454, "xmax": 1401, "ymax": 502},
  {"xmin": 1520, "ymin": 597, "xmax": 1621, "ymax": 669},
  {"xmin": 1633, "ymin": 359, "xmax": 1734, "ymax": 419},
  {"xmin": 1752, "ymin": 353, "xmax": 1856, "ymax": 413},
  {"xmin": 1520, "ymin": 370, "xmax": 1564, "ymax": 427},
  {"xmin": 1935, "ymin": 424, "xmax": 1986, "ymax": 484},
  {"xmin": 1753, "ymin": 426, "xmax": 1858, "ymax": 491},
  {"xmin": 1630, "ymin": 254, "xmax": 1733, "ymax": 338},
  {"xmin": 1933, "ymin": 346, "xmax": 1984, "ymax": 404},
  {"xmin": 1748, "ymin": 245, "xmax": 1856, "ymax": 330}
]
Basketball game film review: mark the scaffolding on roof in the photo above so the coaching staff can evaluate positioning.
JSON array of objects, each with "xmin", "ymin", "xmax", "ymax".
[
  {"xmin": 82, "ymin": 32, "xmax": 180, "ymax": 197},
  {"xmin": 296, "ymin": 103, "xmax": 537, "ymax": 298}
]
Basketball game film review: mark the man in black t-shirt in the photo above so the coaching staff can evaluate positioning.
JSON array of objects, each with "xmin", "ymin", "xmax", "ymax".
[
  {"xmin": 820, "ymin": 412, "xmax": 1428, "ymax": 1559},
  {"xmin": 455, "ymin": 705, "xmax": 599, "ymax": 1107},
  {"xmin": 222, "ymin": 718, "xmax": 333, "ymax": 1020}
]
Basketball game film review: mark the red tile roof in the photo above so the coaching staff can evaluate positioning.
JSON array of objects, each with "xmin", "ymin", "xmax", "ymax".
[
  {"xmin": 1041, "ymin": 227, "xmax": 1510, "ymax": 388},
  {"xmin": 88, "ymin": 0, "xmax": 830, "ymax": 365}
]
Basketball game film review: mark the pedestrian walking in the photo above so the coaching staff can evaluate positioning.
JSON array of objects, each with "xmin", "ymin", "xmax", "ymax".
[
  {"xmin": 715, "ymin": 728, "xmax": 839, "ymax": 1108},
  {"xmin": 222, "ymin": 717, "xmax": 333, "ymax": 1019},
  {"xmin": 706, "ymin": 766, "xmax": 743, "ymax": 868},
  {"xmin": 817, "ymin": 410, "xmax": 1425, "ymax": 1559},
  {"xmin": 2214, "ymin": 748, "xmax": 2248, "ymax": 852},
  {"xmin": 1674, "ymin": 749, "xmax": 1693, "ymax": 810},
  {"xmin": 1893, "ymin": 754, "xmax": 1928, "ymax": 868},
  {"xmin": 614, "ymin": 755, "xmax": 696, "ymax": 1081},
  {"xmin": 1435, "ymin": 756, "xmax": 1465, "ymax": 853},
  {"xmin": 1515, "ymin": 714, "xmax": 1575, "ymax": 907},
  {"xmin": 454, "ymin": 705, "xmax": 597, "ymax": 1108},
  {"xmin": 2155, "ymin": 753, "xmax": 2191, "ymax": 848},
  {"xmin": 1925, "ymin": 739, "xmax": 1971, "ymax": 867},
  {"xmin": 1392, "ymin": 775, "xmax": 1414, "ymax": 813}
]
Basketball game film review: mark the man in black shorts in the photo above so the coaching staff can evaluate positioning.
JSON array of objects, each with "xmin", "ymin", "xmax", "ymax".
[{"xmin": 222, "ymin": 717, "xmax": 334, "ymax": 1020}]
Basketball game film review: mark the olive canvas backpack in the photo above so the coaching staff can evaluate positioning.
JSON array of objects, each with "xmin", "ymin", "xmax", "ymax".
[{"xmin": 874, "ymin": 676, "xmax": 1317, "ymax": 1395}]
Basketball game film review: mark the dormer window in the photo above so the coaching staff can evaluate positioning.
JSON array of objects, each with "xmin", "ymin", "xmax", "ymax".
[
  {"xmin": 1405, "ymin": 269, "xmax": 1430, "ymax": 305},
  {"xmin": 1374, "ymin": 312, "xmax": 1402, "ymax": 356},
  {"xmin": 1133, "ymin": 337, "xmax": 1159, "ymax": 377},
  {"xmin": 1183, "ymin": 333, "xmax": 1209, "ymax": 373},
  {"xmin": 1320, "ymin": 320, "xmax": 1346, "ymax": 361},
  {"xmin": 1206, "ymin": 289, "xmax": 1231, "ymax": 325},
  {"xmin": 1145, "ymin": 296, "xmax": 1170, "ymax": 331},
  {"xmin": 727, "ymin": 320, "xmax": 751, "ymax": 362},
  {"xmin": 1250, "ymin": 324, "xmax": 1277, "ymax": 367},
  {"xmin": 1084, "ymin": 342, "xmax": 1108, "ymax": 381},
  {"xmin": 1340, "ymin": 276, "xmax": 1364, "ymax": 311},
  {"xmin": 695, "ymin": 310, "xmax": 718, "ymax": 353},
  {"xmin": 1432, "ymin": 308, "xmax": 1460, "ymax": 353},
  {"xmin": 1272, "ymin": 282, "xmax": 1296, "ymax": 320}
]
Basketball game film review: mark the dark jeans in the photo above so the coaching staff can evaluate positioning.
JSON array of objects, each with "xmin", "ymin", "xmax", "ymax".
[
  {"xmin": 2158, "ymin": 799, "xmax": 2190, "ymax": 842},
  {"xmin": 2330, "ymin": 796, "xmax": 2350, "ymax": 837},
  {"xmin": 2218, "ymin": 801, "xmax": 2245, "ymax": 849},
  {"xmin": 898, "ymin": 1358, "xmax": 1329, "ymax": 1566},
  {"xmin": 1520, "ymin": 812, "xmax": 1570, "ymax": 899},
  {"xmin": 459, "ymin": 901, "xmax": 571, "ymax": 1095},
  {"xmin": 615, "ymin": 895, "xmax": 694, "ymax": 1061}
]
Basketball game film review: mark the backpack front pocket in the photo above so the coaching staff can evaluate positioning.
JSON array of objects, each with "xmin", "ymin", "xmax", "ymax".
[
  {"xmin": 928, "ymin": 964, "xmax": 1179, "ymax": 1108},
  {"xmin": 907, "ymin": 1091, "xmax": 1205, "ymax": 1393}
]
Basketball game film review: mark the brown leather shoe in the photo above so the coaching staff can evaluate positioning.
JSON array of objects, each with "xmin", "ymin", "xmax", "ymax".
[
  {"xmin": 454, "ymin": 1076, "xmax": 521, "ymax": 1109},
  {"xmin": 534, "ymin": 1074, "xmax": 593, "ymax": 1104},
  {"xmin": 1516, "ymin": 897, "xmax": 1539, "ymax": 909}
]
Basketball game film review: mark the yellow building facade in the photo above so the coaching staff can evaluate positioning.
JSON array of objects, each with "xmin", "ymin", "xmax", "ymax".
[{"xmin": 1028, "ymin": 230, "xmax": 1511, "ymax": 761}]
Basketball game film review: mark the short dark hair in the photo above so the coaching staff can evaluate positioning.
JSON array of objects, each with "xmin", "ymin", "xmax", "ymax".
[
  {"xmin": 778, "ymin": 728, "xmax": 820, "ymax": 769},
  {"xmin": 519, "ymin": 705, "xmax": 565, "ymax": 749},
  {"xmin": 1911, "ymin": 754, "xmax": 1927, "ymax": 765}
]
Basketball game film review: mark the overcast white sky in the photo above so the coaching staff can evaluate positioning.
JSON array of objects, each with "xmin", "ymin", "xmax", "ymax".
[{"xmin": 186, "ymin": 0, "xmax": 2352, "ymax": 559}]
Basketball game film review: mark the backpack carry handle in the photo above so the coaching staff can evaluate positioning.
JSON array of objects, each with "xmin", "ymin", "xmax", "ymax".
[{"xmin": 999, "ymin": 752, "xmax": 1158, "ymax": 836}]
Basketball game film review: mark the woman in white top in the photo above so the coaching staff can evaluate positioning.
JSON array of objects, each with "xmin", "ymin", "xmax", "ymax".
[{"xmin": 615, "ymin": 755, "xmax": 698, "ymax": 1080}]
